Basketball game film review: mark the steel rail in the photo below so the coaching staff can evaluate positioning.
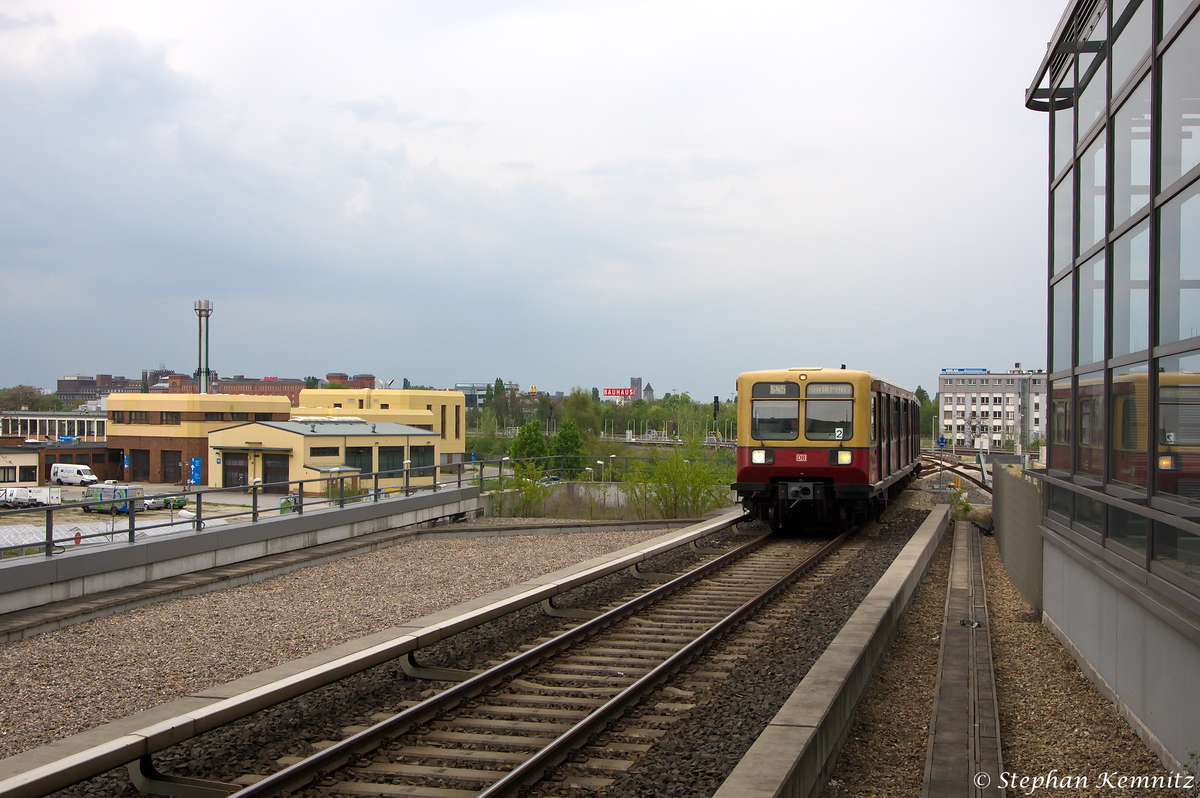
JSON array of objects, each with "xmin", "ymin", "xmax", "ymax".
[
  {"xmin": 226, "ymin": 514, "xmax": 760, "ymax": 798},
  {"xmin": 477, "ymin": 524, "xmax": 856, "ymax": 797}
]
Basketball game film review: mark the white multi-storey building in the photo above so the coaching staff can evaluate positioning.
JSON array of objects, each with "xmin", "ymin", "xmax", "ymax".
[{"xmin": 937, "ymin": 365, "xmax": 1047, "ymax": 449}]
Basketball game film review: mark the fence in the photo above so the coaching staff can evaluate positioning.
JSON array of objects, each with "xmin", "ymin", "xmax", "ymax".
[{"xmin": 0, "ymin": 452, "xmax": 736, "ymax": 558}]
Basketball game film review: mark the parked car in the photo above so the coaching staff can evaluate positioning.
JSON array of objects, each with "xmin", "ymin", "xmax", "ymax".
[{"xmin": 143, "ymin": 495, "xmax": 187, "ymax": 510}]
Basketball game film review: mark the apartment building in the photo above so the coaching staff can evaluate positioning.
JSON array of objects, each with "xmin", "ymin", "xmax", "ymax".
[{"xmin": 936, "ymin": 366, "xmax": 1047, "ymax": 448}]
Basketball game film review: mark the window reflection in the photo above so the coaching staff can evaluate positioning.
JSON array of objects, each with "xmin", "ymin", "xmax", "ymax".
[
  {"xmin": 1111, "ymin": 0, "xmax": 1150, "ymax": 91},
  {"xmin": 1053, "ymin": 173, "xmax": 1074, "ymax": 272},
  {"xmin": 1108, "ymin": 504, "xmax": 1149, "ymax": 555},
  {"xmin": 1075, "ymin": 491, "xmax": 1105, "ymax": 532},
  {"xmin": 1080, "ymin": 134, "xmax": 1107, "ymax": 251},
  {"xmin": 1048, "ymin": 483, "xmax": 1073, "ymax": 517},
  {"xmin": 1157, "ymin": 350, "xmax": 1200, "ymax": 505},
  {"xmin": 1162, "ymin": 0, "xmax": 1194, "ymax": 38},
  {"xmin": 1113, "ymin": 77, "xmax": 1151, "ymax": 227},
  {"xmin": 1154, "ymin": 519, "xmax": 1200, "ymax": 582},
  {"xmin": 1158, "ymin": 183, "xmax": 1200, "ymax": 345},
  {"xmin": 1052, "ymin": 276, "xmax": 1073, "ymax": 372},
  {"xmin": 1111, "ymin": 362, "xmax": 1148, "ymax": 489},
  {"xmin": 1055, "ymin": 100, "xmax": 1074, "ymax": 175},
  {"xmin": 1161, "ymin": 18, "xmax": 1200, "ymax": 187},
  {"xmin": 1112, "ymin": 221, "xmax": 1150, "ymax": 357},
  {"xmin": 1050, "ymin": 378, "xmax": 1073, "ymax": 471},
  {"xmin": 1077, "ymin": 55, "xmax": 1107, "ymax": 135},
  {"xmin": 1077, "ymin": 374, "xmax": 1105, "ymax": 477},
  {"xmin": 1077, "ymin": 253, "xmax": 1105, "ymax": 365}
]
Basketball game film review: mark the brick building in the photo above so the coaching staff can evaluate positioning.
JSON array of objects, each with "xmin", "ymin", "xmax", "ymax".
[{"xmin": 106, "ymin": 394, "xmax": 291, "ymax": 484}]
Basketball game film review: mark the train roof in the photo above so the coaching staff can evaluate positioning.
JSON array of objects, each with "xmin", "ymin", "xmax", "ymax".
[{"xmin": 736, "ymin": 367, "xmax": 915, "ymax": 400}]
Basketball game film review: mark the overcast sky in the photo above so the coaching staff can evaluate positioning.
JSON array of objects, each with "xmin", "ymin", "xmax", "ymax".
[{"xmin": 1, "ymin": 1, "xmax": 1065, "ymax": 401}]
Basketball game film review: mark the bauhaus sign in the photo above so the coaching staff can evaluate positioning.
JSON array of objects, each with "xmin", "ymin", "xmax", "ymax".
[{"xmin": 603, "ymin": 388, "xmax": 636, "ymax": 397}]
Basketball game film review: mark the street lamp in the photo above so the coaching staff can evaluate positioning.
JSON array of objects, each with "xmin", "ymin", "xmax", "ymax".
[
  {"xmin": 609, "ymin": 454, "xmax": 616, "ymax": 481},
  {"xmin": 584, "ymin": 467, "xmax": 593, "ymax": 482},
  {"xmin": 596, "ymin": 460, "xmax": 605, "ymax": 482}
]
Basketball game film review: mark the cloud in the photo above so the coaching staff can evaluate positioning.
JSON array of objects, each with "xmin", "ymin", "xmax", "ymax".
[
  {"xmin": 0, "ymin": 10, "xmax": 53, "ymax": 31},
  {"xmin": 337, "ymin": 97, "xmax": 420, "ymax": 125}
]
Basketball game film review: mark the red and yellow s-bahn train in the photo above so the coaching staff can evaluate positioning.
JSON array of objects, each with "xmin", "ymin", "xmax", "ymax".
[{"xmin": 733, "ymin": 367, "xmax": 922, "ymax": 530}]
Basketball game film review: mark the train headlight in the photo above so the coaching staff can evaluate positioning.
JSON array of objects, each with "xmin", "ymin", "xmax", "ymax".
[
  {"xmin": 1159, "ymin": 455, "xmax": 1177, "ymax": 471},
  {"xmin": 751, "ymin": 449, "xmax": 773, "ymax": 464},
  {"xmin": 837, "ymin": 450, "xmax": 853, "ymax": 465}
]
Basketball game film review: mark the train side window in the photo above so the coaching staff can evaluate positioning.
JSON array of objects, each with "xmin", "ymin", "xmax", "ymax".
[
  {"xmin": 870, "ymin": 395, "xmax": 877, "ymax": 445},
  {"xmin": 751, "ymin": 400, "xmax": 799, "ymax": 440}
]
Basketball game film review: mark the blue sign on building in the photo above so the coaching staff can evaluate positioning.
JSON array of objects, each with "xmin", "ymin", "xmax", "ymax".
[
  {"xmin": 189, "ymin": 458, "xmax": 203, "ymax": 485},
  {"xmin": 123, "ymin": 454, "xmax": 130, "ymax": 469}
]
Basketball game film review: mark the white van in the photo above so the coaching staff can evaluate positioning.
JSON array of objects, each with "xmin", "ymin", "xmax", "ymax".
[{"xmin": 50, "ymin": 463, "xmax": 99, "ymax": 486}]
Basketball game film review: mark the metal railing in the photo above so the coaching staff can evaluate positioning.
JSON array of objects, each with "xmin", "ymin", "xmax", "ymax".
[{"xmin": 0, "ymin": 452, "xmax": 735, "ymax": 558}]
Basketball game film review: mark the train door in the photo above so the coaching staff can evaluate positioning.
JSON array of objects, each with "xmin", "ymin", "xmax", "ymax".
[
  {"xmin": 870, "ymin": 393, "xmax": 880, "ymax": 483},
  {"xmin": 891, "ymin": 396, "xmax": 900, "ymax": 475}
]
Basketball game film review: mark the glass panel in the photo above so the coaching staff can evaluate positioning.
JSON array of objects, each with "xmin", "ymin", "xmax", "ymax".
[
  {"xmin": 1075, "ymin": 492, "xmax": 1105, "ymax": 532},
  {"xmin": 1080, "ymin": 133, "xmax": 1107, "ymax": 251},
  {"xmin": 805, "ymin": 400, "xmax": 853, "ymax": 441},
  {"xmin": 1048, "ymin": 483, "xmax": 1073, "ymax": 516},
  {"xmin": 1053, "ymin": 173, "xmax": 1074, "ymax": 271},
  {"xmin": 1112, "ymin": 76, "xmax": 1151, "ymax": 226},
  {"xmin": 1154, "ymin": 519, "xmax": 1200, "ymax": 582},
  {"xmin": 752, "ymin": 400, "xmax": 799, "ymax": 440},
  {"xmin": 1161, "ymin": 17, "xmax": 1200, "ymax": 186},
  {"xmin": 1111, "ymin": 0, "xmax": 1151, "ymax": 90},
  {"xmin": 1055, "ymin": 98, "xmax": 1074, "ymax": 174},
  {"xmin": 1052, "ymin": 276, "xmax": 1073, "ymax": 372},
  {"xmin": 1077, "ymin": 252, "xmax": 1106, "ymax": 365},
  {"xmin": 1050, "ymin": 378, "xmax": 1073, "ymax": 470},
  {"xmin": 1077, "ymin": 56, "xmax": 1107, "ymax": 135},
  {"xmin": 1111, "ymin": 362, "xmax": 1149, "ymax": 488},
  {"xmin": 1163, "ymin": 0, "xmax": 1193, "ymax": 36},
  {"xmin": 1077, "ymin": 374, "xmax": 1105, "ymax": 476},
  {"xmin": 1108, "ymin": 504, "xmax": 1149, "ymax": 554},
  {"xmin": 1159, "ymin": 182, "xmax": 1200, "ymax": 345},
  {"xmin": 1157, "ymin": 350, "xmax": 1200, "ymax": 505},
  {"xmin": 1112, "ymin": 221, "xmax": 1150, "ymax": 356}
]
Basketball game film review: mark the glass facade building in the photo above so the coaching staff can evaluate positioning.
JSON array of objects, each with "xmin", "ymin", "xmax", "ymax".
[{"xmin": 1027, "ymin": 0, "xmax": 1200, "ymax": 600}]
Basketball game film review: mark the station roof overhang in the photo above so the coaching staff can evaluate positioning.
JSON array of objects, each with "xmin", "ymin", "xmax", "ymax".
[
  {"xmin": 303, "ymin": 465, "xmax": 361, "ymax": 473},
  {"xmin": 210, "ymin": 445, "xmax": 293, "ymax": 453},
  {"xmin": 1024, "ymin": 0, "xmax": 1099, "ymax": 112}
]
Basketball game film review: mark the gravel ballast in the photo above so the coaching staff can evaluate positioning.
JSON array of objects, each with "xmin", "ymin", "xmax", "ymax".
[
  {"xmin": 0, "ymin": 524, "xmax": 680, "ymax": 761},
  {"xmin": 824, "ymin": 501, "xmax": 1194, "ymax": 797}
]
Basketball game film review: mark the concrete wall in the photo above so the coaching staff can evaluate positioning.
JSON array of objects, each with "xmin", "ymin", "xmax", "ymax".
[
  {"xmin": 993, "ymin": 466, "xmax": 1043, "ymax": 613},
  {"xmin": 1042, "ymin": 529, "xmax": 1200, "ymax": 772},
  {"xmin": 0, "ymin": 487, "xmax": 481, "ymax": 616}
]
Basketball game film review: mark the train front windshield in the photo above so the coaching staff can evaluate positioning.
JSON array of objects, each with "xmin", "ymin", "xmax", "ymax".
[
  {"xmin": 805, "ymin": 383, "xmax": 854, "ymax": 441},
  {"xmin": 752, "ymin": 400, "xmax": 799, "ymax": 440}
]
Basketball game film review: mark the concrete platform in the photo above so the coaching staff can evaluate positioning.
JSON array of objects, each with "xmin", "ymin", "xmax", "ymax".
[
  {"xmin": 0, "ymin": 510, "xmax": 744, "ymax": 798},
  {"xmin": 0, "ymin": 487, "xmax": 484, "ymax": 619},
  {"xmin": 713, "ymin": 505, "xmax": 951, "ymax": 798},
  {"xmin": 0, "ymin": 514, "xmax": 699, "ymax": 644}
]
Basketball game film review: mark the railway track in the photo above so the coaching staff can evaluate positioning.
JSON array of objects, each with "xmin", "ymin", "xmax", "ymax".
[
  {"xmin": 194, "ymin": 525, "xmax": 862, "ymax": 797},
  {"xmin": 920, "ymin": 453, "xmax": 993, "ymax": 495}
]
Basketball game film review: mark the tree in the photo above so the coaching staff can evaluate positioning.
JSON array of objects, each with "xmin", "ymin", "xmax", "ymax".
[
  {"xmin": 591, "ymin": 387, "xmax": 600, "ymax": 402},
  {"xmin": 304, "ymin": 376, "xmax": 320, "ymax": 389},
  {"xmin": 402, "ymin": 377, "xmax": 411, "ymax": 389},
  {"xmin": 325, "ymin": 381, "xmax": 349, "ymax": 390},
  {"xmin": 509, "ymin": 419, "xmax": 548, "ymax": 463},
  {"xmin": 549, "ymin": 419, "xmax": 584, "ymax": 473},
  {"xmin": 0, "ymin": 385, "xmax": 55, "ymax": 412},
  {"xmin": 915, "ymin": 385, "xmax": 937, "ymax": 437},
  {"xmin": 559, "ymin": 388, "xmax": 603, "ymax": 437}
]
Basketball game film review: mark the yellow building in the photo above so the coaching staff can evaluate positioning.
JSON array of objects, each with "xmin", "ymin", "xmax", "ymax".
[
  {"xmin": 106, "ymin": 393, "xmax": 292, "ymax": 484},
  {"xmin": 294, "ymin": 388, "xmax": 466, "ymax": 465},
  {"xmin": 206, "ymin": 417, "xmax": 442, "ymax": 494},
  {"xmin": 0, "ymin": 448, "xmax": 41, "ymax": 487}
]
